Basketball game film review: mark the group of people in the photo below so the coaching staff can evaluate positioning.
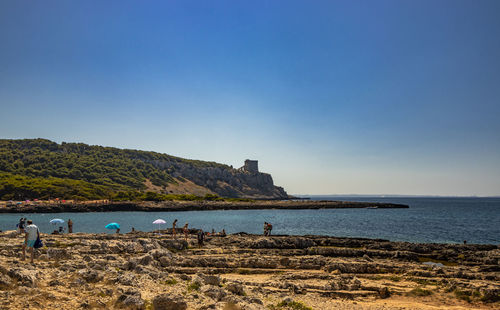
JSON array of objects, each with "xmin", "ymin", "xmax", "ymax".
[
  {"xmin": 171, "ymin": 219, "xmax": 226, "ymax": 247},
  {"xmin": 17, "ymin": 217, "xmax": 265, "ymax": 264},
  {"xmin": 16, "ymin": 218, "xmax": 74, "ymax": 264},
  {"xmin": 51, "ymin": 219, "xmax": 73, "ymax": 235},
  {"xmin": 263, "ymin": 222, "xmax": 273, "ymax": 236}
]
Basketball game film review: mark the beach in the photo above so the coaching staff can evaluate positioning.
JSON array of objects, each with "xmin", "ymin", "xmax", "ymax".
[{"xmin": 0, "ymin": 230, "xmax": 498, "ymax": 309}]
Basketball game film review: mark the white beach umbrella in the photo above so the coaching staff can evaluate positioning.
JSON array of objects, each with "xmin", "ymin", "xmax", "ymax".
[{"xmin": 152, "ymin": 219, "xmax": 166, "ymax": 234}]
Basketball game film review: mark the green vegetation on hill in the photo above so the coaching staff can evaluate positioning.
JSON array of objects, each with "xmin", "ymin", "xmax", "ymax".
[
  {"xmin": 0, "ymin": 138, "xmax": 231, "ymax": 201},
  {"xmin": 0, "ymin": 172, "xmax": 116, "ymax": 200},
  {"xmin": 0, "ymin": 172, "xmax": 252, "ymax": 202}
]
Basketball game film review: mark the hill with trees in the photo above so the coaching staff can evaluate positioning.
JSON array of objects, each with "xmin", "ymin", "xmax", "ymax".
[{"xmin": 0, "ymin": 139, "xmax": 288, "ymax": 201}]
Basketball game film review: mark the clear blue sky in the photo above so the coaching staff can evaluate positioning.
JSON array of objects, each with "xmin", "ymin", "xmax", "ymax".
[{"xmin": 1, "ymin": 1, "xmax": 499, "ymax": 196}]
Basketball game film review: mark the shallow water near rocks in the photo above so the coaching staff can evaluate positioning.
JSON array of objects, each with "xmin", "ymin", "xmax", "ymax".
[{"xmin": 1, "ymin": 196, "xmax": 498, "ymax": 244}]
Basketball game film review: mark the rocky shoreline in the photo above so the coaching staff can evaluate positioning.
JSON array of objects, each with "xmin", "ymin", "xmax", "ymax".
[
  {"xmin": 0, "ymin": 230, "xmax": 498, "ymax": 309},
  {"xmin": 0, "ymin": 200, "xmax": 408, "ymax": 214}
]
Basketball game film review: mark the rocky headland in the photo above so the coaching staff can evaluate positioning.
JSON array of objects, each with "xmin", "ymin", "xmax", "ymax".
[
  {"xmin": 0, "ymin": 230, "xmax": 498, "ymax": 309},
  {"xmin": 0, "ymin": 200, "xmax": 408, "ymax": 214}
]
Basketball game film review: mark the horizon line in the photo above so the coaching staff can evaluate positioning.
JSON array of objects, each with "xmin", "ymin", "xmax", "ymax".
[{"xmin": 293, "ymin": 194, "xmax": 500, "ymax": 198}]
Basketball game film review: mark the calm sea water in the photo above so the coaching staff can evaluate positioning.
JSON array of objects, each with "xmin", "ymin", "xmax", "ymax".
[{"xmin": 1, "ymin": 196, "xmax": 499, "ymax": 244}]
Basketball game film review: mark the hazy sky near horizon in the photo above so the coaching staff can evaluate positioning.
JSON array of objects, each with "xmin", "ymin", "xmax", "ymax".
[{"xmin": 1, "ymin": 1, "xmax": 500, "ymax": 196}]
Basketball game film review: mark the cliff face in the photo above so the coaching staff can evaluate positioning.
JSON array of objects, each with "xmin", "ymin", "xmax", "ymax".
[{"xmin": 146, "ymin": 159, "xmax": 288, "ymax": 199}]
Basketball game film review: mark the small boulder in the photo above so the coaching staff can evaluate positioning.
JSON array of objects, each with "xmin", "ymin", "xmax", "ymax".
[
  {"xmin": 0, "ymin": 274, "xmax": 11, "ymax": 288},
  {"xmin": 199, "ymin": 274, "xmax": 221, "ymax": 286},
  {"xmin": 158, "ymin": 256, "xmax": 171, "ymax": 267},
  {"xmin": 201, "ymin": 285, "xmax": 227, "ymax": 301},
  {"xmin": 78, "ymin": 269, "xmax": 103, "ymax": 283},
  {"xmin": 362, "ymin": 254, "xmax": 373, "ymax": 262},
  {"xmin": 7, "ymin": 268, "xmax": 36, "ymax": 287},
  {"xmin": 138, "ymin": 254, "xmax": 153, "ymax": 266},
  {"xmin": 152, "ymin": 293, "xmax": 187, "ymax": 310},
  {"xmin": 226, "ymin": 283, "xmax": 245, "ymax": 296},
  {"xmin": 115, "ymin": 289, "xmax": 144, "ymax": 309},
  {"xmin": 47, "ymin": 248, "xmax": 71, "ymax": 260},
  {"xmin": 379, "ymin": 287, "xmax": 391, "ymax": 299}
]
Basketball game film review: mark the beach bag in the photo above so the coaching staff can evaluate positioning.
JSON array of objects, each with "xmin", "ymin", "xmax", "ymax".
[{"xmin": 34, "ymin": 229, "xmax": 43, "ymax": 248}]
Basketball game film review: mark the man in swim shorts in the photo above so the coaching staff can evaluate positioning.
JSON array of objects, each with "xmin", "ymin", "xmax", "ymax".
[{"xmin": 23, "ymin": 220, "xmax": 39, "ymax": 264}]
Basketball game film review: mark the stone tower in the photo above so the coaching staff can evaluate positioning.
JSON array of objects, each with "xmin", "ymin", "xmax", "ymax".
[{"xmin": 243, "ymin": 159, "xmax": 258, "ymax": 173}]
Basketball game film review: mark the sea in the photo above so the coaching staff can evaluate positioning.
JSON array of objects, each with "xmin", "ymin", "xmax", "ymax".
[{"xmin": 1, "ymin": 196, "xmax": 499, "ymax": 245}]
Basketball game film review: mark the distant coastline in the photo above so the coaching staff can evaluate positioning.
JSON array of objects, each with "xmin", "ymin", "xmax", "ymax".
[{"xmin": 0, "ymin": 199, "xmax": 409, "ymax": 213}]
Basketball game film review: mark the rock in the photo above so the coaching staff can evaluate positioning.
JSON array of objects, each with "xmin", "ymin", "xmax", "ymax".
[
  {"xmin": 7, "ymin": 268, "xmax": 36, "ymax": 287},
  {"xmin": 249, "ymin": 238, "xmax": 278, "ymax": 249},
  {"xmin": 282, "ymin": 297, "xmax": 293, "ymax": 304},
  {"xmin": 226, "ymin": 283, "xmax": 245, "ymax": 296},
  {"xmin": 78, "ymin": 269, "xmax": 103, "ymax": 283},
  {"xmin": 122, "ymin": 242, "xmax": 144, "ymax": 254},
  {"xmin": 201, "ymin": 285, "xmax": 227, "ymax": 301},
  {"xmin": 115, "ymin": 273, "xmax": 137, "ymax": 286},
  {"xmin": 363, "ymin": 254, "xmax": 373, "ymax": 262},
  {"xmin": 123, "ymin": 260, "xmax": 137, "ymax": 270},
  {"xmin": 151, "ymin": 249, "xmax": 172, "ymax": 260},
  {"xmin": 197, "ymin": 303, "xmax": 216, "ymax": 310},
  {"xmin": 191, "ymin": 275, "xmax": 204, "ymax": 286},
  {"xmin": 198, "ymin": 274, "xmax": 221, "ymax": 286},
  {"xmin": 246, "ymin": 297, "xmax": 263, "ymax": 305},
  {"xmin": 48, "ymin": 279, "xmax": 62, "ymax": 286},
  {"xmin": 379, "ymin": 287, "xmax": 391, "ymax": 298},
  {"xmin": 179, "ymin": 274, "xmax": 191, "ymax": 281},
  {"xmin": 152, "ymin": 293, "xmax": 187, "ymax": 310},
  {"xmin": 47, "ymin": 248, "xmax": 71, "ymax": 260},
  {"xmin": 71, "ymin": 278, "xmax": 86, "ymax": 287},
  {"xmin": 329, "ymin": 276, "xmax": 361, "ymax": 291},
  {"xmin": 138, "ymin": 254, "xmax": 153, "ymax": 266},
  {"xmin": 0, "ymin": 274, "xmax": 11, "ymax": 288},
  {"xmin": 82, "ymin": 255, "xmax": 93, "ymax": 262},
  {"xmin": 158, "ymin": 256, "xmax": 171, "ymax": 267},
  {"xmin": 158, "ymin": 239, "xmax": 188, "ymax": 251},
  {"xmin": 280, "ymin": 282, "xmax": 303, "ymax": 294},
  {"xmin": 116, "ymin": 288, "xmax": 144, "ymax": 309},
  {"xmin": 279, "ymin": 257, "xmax": 290, "ymax": 267},
  {"xmin": 479, "ymin": 287, "xmax": 500, "ymax": 303}
]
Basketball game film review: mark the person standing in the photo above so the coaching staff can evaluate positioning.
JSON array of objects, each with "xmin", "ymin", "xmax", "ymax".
[
  {"xmin": 67, "ymin": 219, "xmax": 73, "ymax": 233},
  {"xmin": 18, "ymin": 218, "xmax": 26, "ymax": 234},
  {"xmin": 22, "ymin": 220, "xmax": 38, "ymax": 264},
  {"xmin": 197, "ymin": 229, "xmax": 205, "ymax": 248},
  {"xmin": 263, "ymin": 222, "xmax": 268, "ymax": 236},
  {"xmin": 183, "ymin": 223, "xmax": 189, "ymax": 241},
  {"xmin": 267, "ymin": 222, "xmax": 273, "ymax": 236},
  {"xmin": 172, "ymin": 219, "xmax": 178, "ymax": 239}
]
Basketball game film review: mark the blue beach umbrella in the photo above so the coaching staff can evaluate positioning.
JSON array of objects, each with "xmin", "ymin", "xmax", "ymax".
[
  {"xmin": 50, "ymin": 219, "xmax": 65, "ymax": 225},
  {"xmin": 105, "ymin": 223, "xmax": 120, "ymax": 230}
]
